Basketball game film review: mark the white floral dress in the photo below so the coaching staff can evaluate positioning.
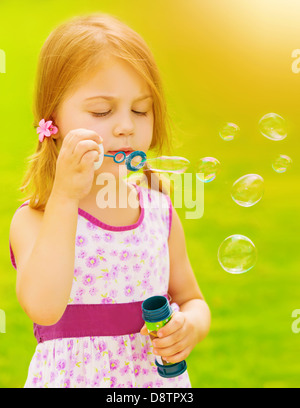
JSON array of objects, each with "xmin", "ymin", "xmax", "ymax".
[{"xmin": 9, "ymin": 183, "xmax": 192, "ymax": 388}]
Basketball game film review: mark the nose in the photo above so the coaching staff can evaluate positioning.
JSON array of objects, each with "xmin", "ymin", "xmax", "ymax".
[{"xmin": 113, "ymin": 110, "xmax": 135, "ymax": 137}]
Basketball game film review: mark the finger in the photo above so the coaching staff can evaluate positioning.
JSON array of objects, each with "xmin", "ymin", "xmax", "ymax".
[
  {"xmin": 73, "ymin": 140, "xmax": 101, "ymax": 164},
  {"xmin": 140, "ymin": 324, "xmax": 148, "ymax": 336},
  {"xmin": 156, "ymin": 312, "xmax": 184, "ymax": 339},
  {"xmin": 152, "ymin": 326, "xmax": 185, "ymax": 349},
  {"xmin": 153, "ymin": 337, "xmax": 186, "ymax": 358},
  {"xmin": 64, "ymin": 129, "xmax": 103, "ymax": 153},
  {"xmin": 80, "ymin": 150, "xmax": 100, "ymax": 168},
  {"xmin": 158, "ymin": 346, "xmax": 191, "ymax": 365}
]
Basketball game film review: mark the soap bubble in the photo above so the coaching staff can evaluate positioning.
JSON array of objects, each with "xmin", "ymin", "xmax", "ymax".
[
  {"xmin": 145, "ymin": 156, "xmax": 190, "ymax": 174},
  {"xmin": 218, "ymin": 234, "xmax": 257, "ymax": 274},
  {"xmin": 258, "ymin": 113, "xmax": 287, "ymax": 141},
  {"xmin": 196, "ymin": 157, "xmax": 220, "ymax": 183},
  {"xmin": 231, "ymin": 174, "xmax": 264, "ymax": 207},
  {"xmin": 272, "ymin": 154, "xmax": 292, "ymax": 173},
  {"xmin": 219, "ymin": 122, "xmax": 240, "ymax": 141}
]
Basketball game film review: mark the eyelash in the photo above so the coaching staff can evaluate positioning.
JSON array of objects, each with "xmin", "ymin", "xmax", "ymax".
[{"xmin": 90, "ymin": 110, "xmax": 147, "ymax": 117}]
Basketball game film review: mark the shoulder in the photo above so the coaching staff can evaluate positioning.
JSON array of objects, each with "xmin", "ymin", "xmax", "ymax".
[
  {"xmin": 10, "ymin": 203, "xmax": 44, "ymax": 232},
  {"xmin": 9, "ymin": 203, "xmax": 44, "ymax": 268}
]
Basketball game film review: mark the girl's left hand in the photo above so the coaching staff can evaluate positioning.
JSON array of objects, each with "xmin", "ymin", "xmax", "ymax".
[{"xmin": 140, "ymin": 311, "xmax": 198, "ymax": 364}]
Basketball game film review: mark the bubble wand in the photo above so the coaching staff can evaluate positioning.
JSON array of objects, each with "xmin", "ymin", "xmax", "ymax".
[
  {"xmin": 94, "ymin": 144, "xmax": 147, "ymax": 171},
  {"xmin": 94, "ymin": 143, "xmax": 190, "ymax": 174}
]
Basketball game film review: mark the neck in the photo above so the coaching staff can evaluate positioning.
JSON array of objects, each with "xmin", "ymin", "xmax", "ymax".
[{"xmin": 79, "ymin": 169, "xmax": 134, "ymax": 210}]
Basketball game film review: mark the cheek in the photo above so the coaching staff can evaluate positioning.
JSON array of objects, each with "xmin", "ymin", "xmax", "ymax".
[
  {"xmin": 143, "ymin": 125, "xmax": 154, "ymax": 149},
  {"xmin": 65, "ymin": 118, "xmax": 110, "ymax": 147},
  {"xmin": 56, "ymin": 114, "xmax": 85, "ymax": 138},
  {"xmin": 85, "ymin": 117, "xmax": 111, "ymax": 138}
]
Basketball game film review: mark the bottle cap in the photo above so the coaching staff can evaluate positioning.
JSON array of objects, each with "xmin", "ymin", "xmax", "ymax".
[
  {"xmin": 155, "ymin": 360, "xmax": 187, "ymax": 378},
  {"xmin": 142, "ymin": 296, "xmax": 172, "ymax": 323}
]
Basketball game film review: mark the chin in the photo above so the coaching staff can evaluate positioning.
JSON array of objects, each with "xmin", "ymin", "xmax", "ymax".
[{"xmin": 95, "ymin": 163, "xmax": 129, "ymax": 181}]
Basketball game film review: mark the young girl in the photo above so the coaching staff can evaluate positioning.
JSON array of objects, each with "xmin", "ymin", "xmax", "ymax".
[{"xmin": 9, "ymin": 13, "xmax": 211, "ymax": 388}]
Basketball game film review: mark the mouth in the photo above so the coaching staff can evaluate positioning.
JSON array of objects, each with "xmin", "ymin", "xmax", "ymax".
[{"xmin": 108, "ymin": 149, "xmax": 134, "ymax": 157}]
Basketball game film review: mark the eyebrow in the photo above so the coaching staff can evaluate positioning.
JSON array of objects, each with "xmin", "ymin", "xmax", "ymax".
[{"xmin": 84, "ymin": 94, "xmax": 153, "ymax": 102}]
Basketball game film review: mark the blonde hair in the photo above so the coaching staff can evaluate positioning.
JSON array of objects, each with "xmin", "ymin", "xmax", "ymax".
[{"xmin": 19, "ymin": 13, "xmax": 173, "ymax": 210}]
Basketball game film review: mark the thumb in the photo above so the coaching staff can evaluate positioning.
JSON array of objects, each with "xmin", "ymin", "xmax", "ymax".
[{"xmin": 140, "ymin": 323, "xmax": 148, "ymax": 336}]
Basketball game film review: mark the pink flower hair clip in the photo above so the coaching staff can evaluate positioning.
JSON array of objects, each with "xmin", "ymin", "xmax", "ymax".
[{"xmin": 37, "ymin": 119, "xmax": 58, "ymax": 142}]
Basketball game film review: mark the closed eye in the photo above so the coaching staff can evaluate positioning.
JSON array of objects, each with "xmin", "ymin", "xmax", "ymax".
[
  {"xmin": 132, "ymin": 110, "xmax": 148, "ymax": 116},
  {"xmin": 90, "ymin": 110, "xmax": 148, "ymax": 117},
  {"xmin": 90, "ymin": 111, "xmax": 111, "ymax": 117}
]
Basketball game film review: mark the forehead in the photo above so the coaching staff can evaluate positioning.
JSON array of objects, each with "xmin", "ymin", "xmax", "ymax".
[{"xmin": 69, "ymin": 56, "xmax": 152, "ymax": 103}]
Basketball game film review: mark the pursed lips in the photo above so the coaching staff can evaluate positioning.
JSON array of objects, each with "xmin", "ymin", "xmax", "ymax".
[{"xmin": 108, "ymin": 149, "xmax": 134, "ymax": 156}]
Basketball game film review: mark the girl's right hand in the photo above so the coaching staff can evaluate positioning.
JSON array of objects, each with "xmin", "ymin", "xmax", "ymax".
[{"xmin": 52, "ymin": 128, "xmax": 103, "ymax": 202}]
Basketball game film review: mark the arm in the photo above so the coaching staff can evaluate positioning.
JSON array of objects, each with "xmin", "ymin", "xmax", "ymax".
[
  {"xmin": 10, "ymin": 192, "xmax": 79, "ymax": 325},
  {"xmin": 142, "ymin": 205, "xmax": 211, "ymax": 363},
  {"xmin": 10, "ymin": 129, "xmax": 102, "ymax": 326},
  {"xmin": 167, "ymin": 205, "xmax": 211, "ymax": 344}
]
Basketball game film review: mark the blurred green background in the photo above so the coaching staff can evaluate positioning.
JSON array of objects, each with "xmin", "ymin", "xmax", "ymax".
[{"xmin": 0, "ymin": 0, "xmax": 299, "ymax": 388}]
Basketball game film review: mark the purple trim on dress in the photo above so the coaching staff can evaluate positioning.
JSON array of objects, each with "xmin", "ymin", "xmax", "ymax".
[
  {"xmin": 34, "ymin": 294, "xmax": 170, "ymax": 343},
  {"xmin": 165, "ymin": 194, "xmax": 173, "ymax": 238},
  {"xmin": 78, "ymin": 183, "xmax": 145, "ymax": 232},
  {"xmin": 9, "ymin": 242, "xmax": 17, "ymax": 270}
]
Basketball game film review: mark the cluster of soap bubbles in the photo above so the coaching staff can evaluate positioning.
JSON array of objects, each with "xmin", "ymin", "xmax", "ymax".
[
  {"xmin": 195, "ymin": 113, "xmax": 292, "ymax": 274},
  {"xmin": 259, "ymin": 113, "xmax": 292, "ymax": 173},
  {"xmin": 127, "ymin": 113, "xmax": 292, "ymax": 275}
]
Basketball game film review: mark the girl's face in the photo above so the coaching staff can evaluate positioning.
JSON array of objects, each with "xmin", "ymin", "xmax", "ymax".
[{"xmin": 54, "ymin": 55, "xmax": 154, "ymax": 177}]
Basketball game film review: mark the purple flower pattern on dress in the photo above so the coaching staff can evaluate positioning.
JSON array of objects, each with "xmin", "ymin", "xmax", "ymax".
[
  {"xmin": 85, "ymin": 256, "xmax": 99, "ymax": 268},
  {"xmin": 124, "ymin": 285, "xmax": 134, "ymax": 297},
  {"xmin": 82, "ymin": 274, "xmax": 96, "ymax": 286},
  {"xmin": 76, "ymin": 235, "xmax": 88, "ymax": 247},
  {"xmin": 103, "ymin": 233, "xmax": 114, "ymax": 243},
  {"xmin": 119, "ymin": 250, "xmax": 131, "ymax": 261}
]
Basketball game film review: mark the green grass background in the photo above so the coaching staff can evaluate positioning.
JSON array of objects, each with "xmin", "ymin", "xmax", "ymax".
[{"xmin": 0, "ymin": 0, "xmax": 299, "ymax": 388}]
